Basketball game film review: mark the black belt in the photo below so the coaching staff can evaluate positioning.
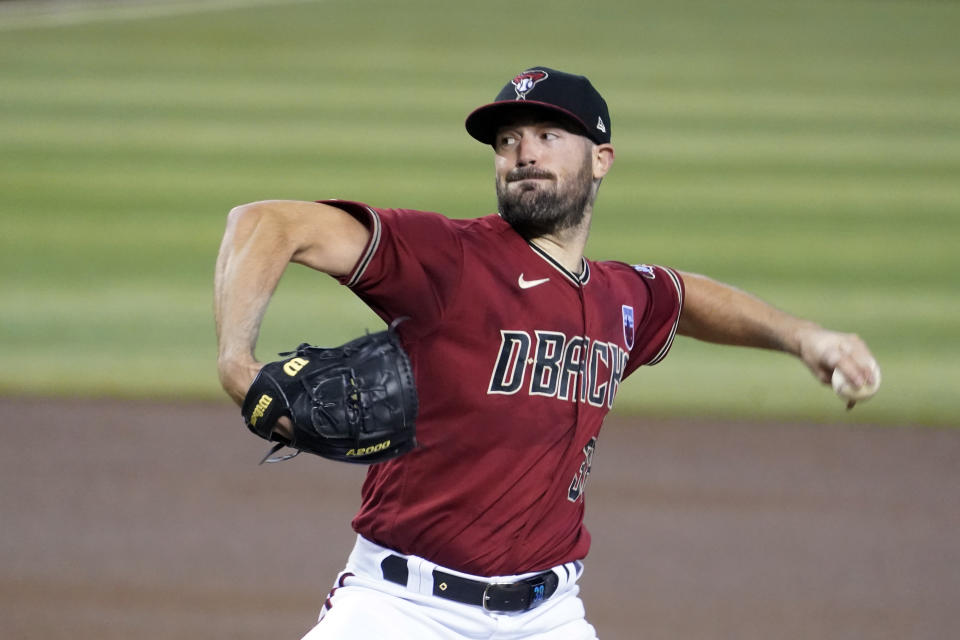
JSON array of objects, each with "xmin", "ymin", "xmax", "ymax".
[{"xmin": 380, "ymin": 554, "xmax": 560, "ymax": 613}]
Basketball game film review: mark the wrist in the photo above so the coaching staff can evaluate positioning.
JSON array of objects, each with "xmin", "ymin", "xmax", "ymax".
[
  {"xmin": 217, "ymin": 355, "xmax": 260, "ymax": 405},
  {"xmin": 789, "ymin": 320, "xmax": 824, "ymax": 358}
]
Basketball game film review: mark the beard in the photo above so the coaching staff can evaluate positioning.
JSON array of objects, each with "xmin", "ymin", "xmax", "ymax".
[{"xmin": 496, "ymin": 153, "xmax": 595, "ymax": 240}]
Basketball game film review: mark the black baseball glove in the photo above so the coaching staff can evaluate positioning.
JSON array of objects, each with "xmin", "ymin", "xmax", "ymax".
[{"xmin": 241, "ymin": 322, "xmax": 418, "ymax": 465}]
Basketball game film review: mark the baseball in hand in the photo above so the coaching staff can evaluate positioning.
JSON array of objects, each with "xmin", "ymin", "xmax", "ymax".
[{"xmin": 831, "ymin": 360, "xmax": 881, "ymax": 403}]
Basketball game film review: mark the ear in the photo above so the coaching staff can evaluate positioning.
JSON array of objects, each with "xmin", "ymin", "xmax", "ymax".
[{"xmin": 592, "ymin": 144, "xmax": 615, "ymax": 180}]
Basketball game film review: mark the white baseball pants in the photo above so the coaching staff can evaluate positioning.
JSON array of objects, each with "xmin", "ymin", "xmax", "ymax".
[{"xmin": 301, "ymin": 535, "xmax": 598, "ymax": 639}]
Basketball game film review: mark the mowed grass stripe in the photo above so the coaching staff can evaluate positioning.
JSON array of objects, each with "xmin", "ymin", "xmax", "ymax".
[
  {"xmin": 5, "ymin": 281, "xmax": 950, "ymax": 351},
  {"xmin": 5, "ymin": 82, "xmax": 959, "ymax": 134},
  {"xmin": 5, "ymin": 211, "xmax": 952, "ymax": 276},
  {"xmin": 5, "ymin": 126, "xmax": 958, "ymax": 179},
  {"xmin": 5, "ymin": 72, "xmax": 958, "ymax": 116},
  {"xmin": 0, "ymin": 0, "xmax": 321, "ymax": 31},
  {"xmin": 614, "ymin": 351, "xmax": 958, "ymax": 426},
  {"xmin": 6, "ymin": 165, "xmax": 957, "ymax": 211}
]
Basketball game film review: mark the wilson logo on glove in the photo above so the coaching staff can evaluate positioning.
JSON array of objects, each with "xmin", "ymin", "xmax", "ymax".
[
  {"xmin": 249, "ymin": 394, "xmax": 273, "ymax": 427},
  {"xmin": 283, "ymin": 357, "xmax": 309, "ymax": 376},
  {"xmin": 240, "ymin": 320, "xmax": 418, "ymax": 465}
]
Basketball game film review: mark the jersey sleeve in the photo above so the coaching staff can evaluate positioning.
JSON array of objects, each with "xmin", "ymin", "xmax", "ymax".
[
  {"xmin": 623, "ymin": 265, "xmax": 685, "ymax": 377},
  {"xmin": 323, "ymin": 200, "xmax": 463, "ymax": 334}
]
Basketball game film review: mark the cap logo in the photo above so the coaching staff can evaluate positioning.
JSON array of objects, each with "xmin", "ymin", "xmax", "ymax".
[
  {"xmin": 596, "ymin": 117, "xmax": 606, "ymax": 134},
  {"xmin": 511, "ymin": 70, "xmax": 548, "ymax": 100}
]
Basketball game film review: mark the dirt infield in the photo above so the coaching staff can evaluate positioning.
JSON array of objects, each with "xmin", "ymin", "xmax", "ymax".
[{"xmin": 1, "ymin": 396, "xmax": 957, "ymax": 640}]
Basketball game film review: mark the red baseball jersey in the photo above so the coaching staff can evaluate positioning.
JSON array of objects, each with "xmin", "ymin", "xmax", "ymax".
[{"xmin": 325, "ymin": 201, "xmax": 684, "ymax": 577}]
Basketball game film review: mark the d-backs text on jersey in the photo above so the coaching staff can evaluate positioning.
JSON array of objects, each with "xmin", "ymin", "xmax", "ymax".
[{"xmin": 487, "ymin": 330, "xmax": 628, "ymax": 408}]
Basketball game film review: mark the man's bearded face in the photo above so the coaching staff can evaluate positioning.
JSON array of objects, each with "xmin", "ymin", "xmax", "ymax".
[{"xmin": 496, "ymin": 147, "xmax": 595, "ymax": 240}]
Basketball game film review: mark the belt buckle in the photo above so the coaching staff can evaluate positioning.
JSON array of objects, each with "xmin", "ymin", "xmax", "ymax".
[
  {"xmin": 482, "ymin": 582, "xmax": 506, "ymax": 612},
  {"xmin": 482, "ymin": 579, "xmax": 541, "ymax": 613}
]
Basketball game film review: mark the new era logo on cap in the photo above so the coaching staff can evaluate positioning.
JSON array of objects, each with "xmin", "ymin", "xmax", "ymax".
[{"xmin": 465, "ymin": 66, "xmax": 612, "ymax": 146}]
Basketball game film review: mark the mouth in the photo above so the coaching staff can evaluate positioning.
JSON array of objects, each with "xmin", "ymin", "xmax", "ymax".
[
  {"xmin": 508, "ymin": 178, "xmax": 550, "ymax": 193},
  {"xmin": 506, "ymin": 170, "xmax": 555, "ymax": 184}
]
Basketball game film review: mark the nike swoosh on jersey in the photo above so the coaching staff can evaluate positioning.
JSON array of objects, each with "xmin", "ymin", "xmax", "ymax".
[{"xmin": 518, "ymin": 274, "xmax": 550, "ymax": 289}]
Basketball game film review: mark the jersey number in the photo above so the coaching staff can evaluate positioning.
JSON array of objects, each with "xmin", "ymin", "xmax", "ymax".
[{"xmin": 568, "ymin": 437, "xmax": 597, "ymax": 503}]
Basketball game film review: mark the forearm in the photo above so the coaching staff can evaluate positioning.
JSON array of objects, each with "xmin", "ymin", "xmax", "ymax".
[
  {"xmin": 214, "ymin": 200, "xmax": 371, "ymax": 405},
  {"xmin": 676, "ymin": 271, "xmax": 878, "ymax": 394},
  {"xmin": 676, "ymin": 271, "xmax": 819, "ymax": 356},
  {"xmin": 214, "ymin": 204, "xmax": 298, "ymax": 404}
]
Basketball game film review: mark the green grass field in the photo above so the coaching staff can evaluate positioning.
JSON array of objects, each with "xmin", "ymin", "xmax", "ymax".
[{"xmin": 1, "ymin": 0, "xmax": 957, "ymax": 425}]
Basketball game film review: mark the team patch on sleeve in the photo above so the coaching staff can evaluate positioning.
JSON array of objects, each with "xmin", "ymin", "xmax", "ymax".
[
  {"xmin": 632, "ymin": 264, "xmax": 657, "ymax": 279},
  {"xmin": 621, "ymin": 305, "xmax": 635, "ymax": 350}
]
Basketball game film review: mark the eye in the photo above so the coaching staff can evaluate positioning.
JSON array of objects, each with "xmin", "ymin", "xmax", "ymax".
[
  {"xmin": 541, "ymin": 131, "xmax": 559, "ymax": 141},
  {"xmin": 498, "ymin": 134, "xmax": 518, "ymax": 148}
]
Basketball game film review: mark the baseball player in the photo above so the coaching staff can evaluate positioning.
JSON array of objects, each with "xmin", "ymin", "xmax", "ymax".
[{"xmin": 214, "ymin": 66, "xmax": 879, "ymax": 639}]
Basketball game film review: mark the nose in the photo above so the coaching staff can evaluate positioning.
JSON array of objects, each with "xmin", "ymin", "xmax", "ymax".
[{"xmin": 516, "ymin": 133, "xmax": 538, "ymax": 167}]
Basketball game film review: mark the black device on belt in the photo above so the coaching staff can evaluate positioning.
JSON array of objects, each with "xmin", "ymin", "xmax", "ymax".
[{"xmin": 380, "ymin": 555, "xmax": 560, "ymax": 613}]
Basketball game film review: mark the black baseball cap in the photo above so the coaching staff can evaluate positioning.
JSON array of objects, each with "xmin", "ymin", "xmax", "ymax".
[{"xmin": 465, "ymin": 66, "xmax": 611, "ymax": 146}]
